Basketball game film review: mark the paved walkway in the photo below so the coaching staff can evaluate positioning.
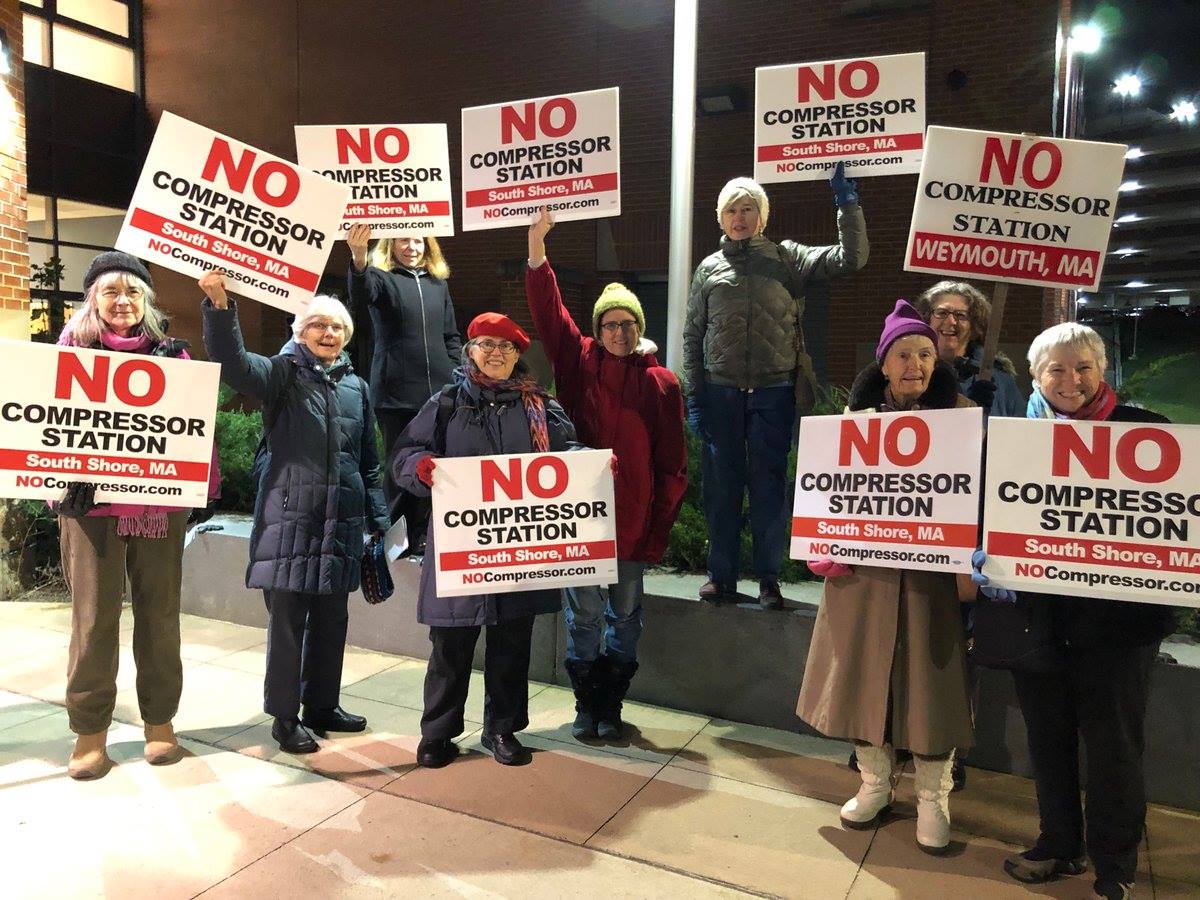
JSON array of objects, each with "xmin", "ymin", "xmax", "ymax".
[{"xmin": 0, "ymin": 598, "xmax": 1196, "ymax": 899}]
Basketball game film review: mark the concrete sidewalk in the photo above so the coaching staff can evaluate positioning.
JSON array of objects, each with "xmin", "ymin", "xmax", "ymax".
[{"xmin": 1, "ymin": 598, "xmax": 1196, "ymax": 899}]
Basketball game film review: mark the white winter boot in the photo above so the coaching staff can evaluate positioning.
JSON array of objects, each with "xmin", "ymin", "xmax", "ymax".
[
  {"xmin": 913, "ymin": 752, "xmax": 954, "ymax": 854},
  {"xmin": 840, "ymin": 743, "xmax": 896, "ymax": 829}
]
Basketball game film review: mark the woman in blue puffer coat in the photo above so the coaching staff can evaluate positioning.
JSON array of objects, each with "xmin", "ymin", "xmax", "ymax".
[{"xmin": 200, "ymin": 271, "xmax": 389, "ymax": 755}]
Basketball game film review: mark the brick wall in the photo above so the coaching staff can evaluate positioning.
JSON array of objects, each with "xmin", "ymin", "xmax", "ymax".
[
  {"xmin": 0, "ymin": 0, "xmax": 28, "ymax": 338},
  {"xmin": 143, "ymin": 0, "xmax": 1066, "ymax": 384}
]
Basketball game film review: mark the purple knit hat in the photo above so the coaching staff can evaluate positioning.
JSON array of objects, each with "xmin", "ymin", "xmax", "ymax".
[{"xmin": 875, "ymin": 299, "xmax": 939, "ymax": 361}]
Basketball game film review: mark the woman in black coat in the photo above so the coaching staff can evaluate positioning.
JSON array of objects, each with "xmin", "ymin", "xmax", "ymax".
[
  {"xmin": 394, "ymin": 312, "xmax": 579, "ymax": 769},
  {"xmin": 200, "ymin": 271, "xmax": 390, "ymax": 755},
  {"xmin": 347, "ymin": 224, "xmax": 461, "ymax": 551}
]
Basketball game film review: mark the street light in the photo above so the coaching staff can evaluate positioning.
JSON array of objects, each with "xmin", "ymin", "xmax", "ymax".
[
  {"xmin": 1125, "ymin": 146, "xmax": 1143, "ymax": 159},
  {"xmin": 1170, "ymin": 100, "xmax": 1198, "ymax": 124},
  {"xmin": 1113, "ymin": 73, "xmax": 1142, "ymax": 98},
  {"xmin": 1118, "ymin": 180, "xmax": 1141, "ymax": 192},
  {"xmin": 1069, "ymin": 23, "xmax": 1103, "ymax": 54},
  {"xmin": 1060, "ymin": 21, "xmax": 1103, "ymax": 322}
]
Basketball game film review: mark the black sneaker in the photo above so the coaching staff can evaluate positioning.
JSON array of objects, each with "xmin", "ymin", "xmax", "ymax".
[
  {"xmin": 757, "ymin": 580, "xmax": 784, "ymax": 610},
  {"xmin": 698, "ymin": 580, "xmax": 736, "ymax": 604},
  {"xmin": 481, "ymin": 732, "xmax": 532, "ymax": 766},
  {"xmin": 1092, "ymin": 880, "xmax": 1132, "ymax": 900},
  {"xmin": 1003, "ymin": 847, "xmax": 1087, "ymax": 884}
]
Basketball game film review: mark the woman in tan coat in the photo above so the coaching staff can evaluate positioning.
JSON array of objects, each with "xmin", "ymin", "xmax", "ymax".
[{"xmin": 797, "ymin": 299, "xmax": 974, "ymax": 854}]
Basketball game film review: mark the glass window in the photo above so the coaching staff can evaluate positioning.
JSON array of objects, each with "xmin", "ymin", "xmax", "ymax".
[
  {"xmin": 56, "ymin": 199, "xmax": 125, "ymax": 247},
  {"xmin": 23, "ymin": 13, "xmax": 49, "ymax": 66},
  {"xmin": 26, "ymin": 194, "xmax": 52, "ymax": 240},
  {"xmin": 57, "ymin": 0, "xmax": 130, "ymax": 38},
  {"xmin": 52, "ymin": 23, "xmax": 135, "ymax": 92},
  {"xmin": 57, "ymin": 243, "xmax": 103, "ymax": 292}
]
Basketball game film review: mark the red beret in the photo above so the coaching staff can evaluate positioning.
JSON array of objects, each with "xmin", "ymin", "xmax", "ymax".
[{"xmin": 467, "ymin": 312, "xmax": 531, "ymax": 353}]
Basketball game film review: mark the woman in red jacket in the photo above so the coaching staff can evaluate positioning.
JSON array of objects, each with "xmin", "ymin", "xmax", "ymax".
[{"xmin": 525, "ymin": 209, "xmax": 688, "ymax": 741}]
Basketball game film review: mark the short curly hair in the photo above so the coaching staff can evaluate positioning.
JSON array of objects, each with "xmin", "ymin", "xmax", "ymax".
[{"xmin": 915, "ymin": 280, "xmax": 991, "ymax": 352}]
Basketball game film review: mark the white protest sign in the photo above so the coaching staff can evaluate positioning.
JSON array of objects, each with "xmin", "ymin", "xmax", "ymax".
[
  {"xmin": 294, "ymin": 123, "xmax": 455, "ymax": 238},
  {"xmin": 460, "ymin": 87, "xmax": 620, "ymax": 231},
  {"xmin": 755, "ymin": 52, "xmax": 925, "ymax": 184},
  {"xmin": 982, "ymin": 418, "xmax": 1200, "ymax": 607},
  {"xmin": 904, "ymin": 126, "xmax": 1126, "ymax": 291},
  {"xmin": 116, "ymin": 111, "xmax": 350, "ymax": 314},
  {"xmin": 0, "ymin": 340, "xmax": 219, "ymax": 506},
  {"xmin": 431, "ymin": 450, "xmax": 617, "ymax": 596},
  {"xmin": 791, "ymin": 407, "xmax": 983, "ymax": 573}
]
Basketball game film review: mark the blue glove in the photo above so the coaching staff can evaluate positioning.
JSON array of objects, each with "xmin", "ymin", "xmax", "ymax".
[
  {"xmin": 830, "ymin": 161, "xmax": 859, "ymax": 207},
  {"xmin": 686, "ymin": 394, "xmax": 711, "ymax": 443},
  {"xmin": 971, "ymin": 549, "xmax": 1017, "ymax": 602}
]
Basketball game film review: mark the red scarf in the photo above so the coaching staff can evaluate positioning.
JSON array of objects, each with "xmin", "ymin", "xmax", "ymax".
[
  {"xmin": 466, "ymin": 363, "xmax": 550, "ymax": 452},
  {"xmin": 1068, "ymin": 381, "xmax": 1117, "ymax": 421}
]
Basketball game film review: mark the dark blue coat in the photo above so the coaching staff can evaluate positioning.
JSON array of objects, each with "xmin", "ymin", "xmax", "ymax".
[
  {"xmin": 203, "ymin": 300, "xmax": 390, "ymax": 595},
  {"xmin": 393, "ymin": 370, "xmax": 578, "ymax": 627}
]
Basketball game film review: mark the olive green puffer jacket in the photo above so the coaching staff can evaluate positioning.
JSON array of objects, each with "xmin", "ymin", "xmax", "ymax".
[{"xmin": 682, "ymin": 205, "xmax": 868, "ymax": 395}]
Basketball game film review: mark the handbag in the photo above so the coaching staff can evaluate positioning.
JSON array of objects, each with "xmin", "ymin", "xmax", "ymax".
[
  {"xmin": 967, "ymin": 596, "xmax": 1063, "ymax": 673},
  {"xmin": 360, "ymin": 534, "xmax": 394, "ymax": 605}
]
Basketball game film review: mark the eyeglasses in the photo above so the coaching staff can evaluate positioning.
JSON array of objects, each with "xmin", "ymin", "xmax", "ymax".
[
  {"xmin": 100, "ymin": 287, "xmax": 144, "ymax": 302},
  {"xmin": 600, "ymin": 320, "xmax": 638, "ymax": 334},
  {"xmin": 305, "ymin": 320, "xmax": 345, "ymax": 334},
  {"xmin": 475, "ymin": 339, "xmax": 518, "ymax": 356},
  {"xmin": 930, "ymin": 308, "xmax": 969, "ymax": 323}
]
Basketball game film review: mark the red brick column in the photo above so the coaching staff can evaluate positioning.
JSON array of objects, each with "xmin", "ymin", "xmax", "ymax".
[{"xmin": 0, "ymin": 0, "xmax": 29, "ymax": 337}]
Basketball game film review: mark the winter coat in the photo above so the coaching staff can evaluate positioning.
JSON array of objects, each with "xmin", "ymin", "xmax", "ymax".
[
  {"xmin": 956, "ymin": 344, "xmax": 1025, "ymax": 420},
  {"xmin": 202, "ymin": 300, "xmax": 390, "ymax": 595},
  {"xmin": 525, "ymin": 260, "xmax": 687, "ymax": 563},
  {"xmin": 393, "ymin": 369, "xmax": 579, "ymax": 627},
  {"xmin": 1029, "ymin": 402, "xmax": 1179, "ymax": 650},
  {"xmin": 796, "ymin": 361, "xmax": 975, "ymax": 756},
  {"xmin": 683, "ymin": 205, "xmax": 868, "ymax": 396},
  {"xmin": 347, "ymin": 263, "xmax": 462, "ymax": 411}
]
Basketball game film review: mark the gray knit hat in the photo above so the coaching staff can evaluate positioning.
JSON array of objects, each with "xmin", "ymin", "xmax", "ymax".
[{"xmin": 83, "ymin": 251, "xmax": 153, "ymax": 292}]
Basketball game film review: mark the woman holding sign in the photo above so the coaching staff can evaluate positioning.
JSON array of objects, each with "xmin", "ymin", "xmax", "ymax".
[
  {"xmin": 797, "ymin": 300, "xmax": 974, "ymax": 855},
  {"xmin": 393, "ymin": 312, "xmax": 579, "ymax": 769},
  {"xmin": 978, "ymin": 322, "xmax": 1176, "ymax": 899},
  {"xmin": 525, "ymin": 209, "xmax": 687, "ymax": 741},
  {"xmin": 200, "ymin": 271, "xmax": 389, "ymax": 755},
  {"xmin": 683, "ymin": 164, "xmax": 868, "ymax": 608},
  {"xmin": 54, "ymin": 251, "xmax": 220, "ymax": 779},
  {"xmin": 347, "ymin": 224, "xmax": 461, "ymax": 553}
]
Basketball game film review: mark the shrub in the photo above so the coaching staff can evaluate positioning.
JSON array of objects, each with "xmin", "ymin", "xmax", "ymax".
[{"xmin": 1, "ymin": 499, "xmax": 62, "ymax": 589}]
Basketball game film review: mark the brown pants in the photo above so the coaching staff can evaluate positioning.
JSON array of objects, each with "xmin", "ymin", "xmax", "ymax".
[{"xmin": 60, "ymin": 512, "xmax": 187, "ymax": 734}]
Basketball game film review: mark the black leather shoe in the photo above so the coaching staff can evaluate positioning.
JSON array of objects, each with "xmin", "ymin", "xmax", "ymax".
[
  {"xmin": 757, "ymin": 580, "xmax": 785, "ymax": 610},
  {"xmin": 480, "ymin": 732, "xmax": 532, "ymax": 766},
  {"xmin": 301, "ymin": 706, "xmax": 368, "ymax": 736},
  {"xmin": 416, "ymin": 737, "xmax": 460, "ymax": 769},
  {"xmin": 272, "ymin": 717, "xmax": 318, "ymax": 754}
]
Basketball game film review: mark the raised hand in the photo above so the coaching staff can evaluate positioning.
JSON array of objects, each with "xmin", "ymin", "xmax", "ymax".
[
  {"xmin": 528, "ymin": 207, "xmax": 554, "ymax": 265},
  {"xmin": 198, "ymin": 270, "xmax": 229, "ymax": 309},
  {"xmin": 347, "ymin": 224, "xmax": 372, "ymax": 272}
]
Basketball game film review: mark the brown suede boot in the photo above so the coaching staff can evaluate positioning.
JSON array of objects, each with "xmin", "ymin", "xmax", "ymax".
[
  {"xmin": 144, "ymin": 722, "xmax": 184, "ymax": 766},
  {"xmin": 68, "ymin": 730, "xmax": 112, "ymax": 780}
]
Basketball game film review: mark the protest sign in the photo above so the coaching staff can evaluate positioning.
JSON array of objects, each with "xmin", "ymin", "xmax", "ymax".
[
  {"xmin": 294, "ymin": 123, "xmax": 455, "ymax": 238},
  {"xmin": 460, "ymin": 87, "xmax": 620, "ymax": 231},
  {"xmin": 791, "ymin": 407, "xmax": 983, "ymax": 574},
  {"xmin": 116, "ymin": 111, "xmax": 350, "ymax": 314},
  {"xmin": 0, "ymin": 340, "xmax": 219, "ymax": 507},
  {"xmin": 982, "ymin": 418, "xmax": 1200, "ymax": 607},
  {"xmin": 431, "ymin": 450, "xmax": 617, "ymax": 597},
  {"xmin": 904, "ymin": 126, "xmax": 1126, "ymax": 291},
  {"xmin": 755, "ymin": 52, "xmax": 925, "ymax": 184}
]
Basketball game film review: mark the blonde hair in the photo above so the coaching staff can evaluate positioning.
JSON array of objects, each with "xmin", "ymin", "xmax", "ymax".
[
  {"xmin": 60, "ymin": 272, "xmax": 166, "ymax": 347},
  {"xmin": 292, "ymin": 295, "xmax": 355, "ymax": 344},
  {"xmin": 369, "ymin": 235, "xmax": 450, "ymax": 280},
  {"xmin": 1027, "ymin": 322, "xmax": 1108, "ymax": 379}
]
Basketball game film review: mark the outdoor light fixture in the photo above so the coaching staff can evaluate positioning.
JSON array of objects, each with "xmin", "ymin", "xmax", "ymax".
[
  {"xmin": 696, "ymin": 85, "xmax": 746, "ymax": 116},
  {"xmin": 1170, "ymin": 99, "xmax": 1198, "ymax": 124},
  {"xmin": 1112, "ymin": 247, "xmax": 1140, "ymax": 255},
  {"xmin": 1116, "ymin": 212, "xmax": 1143, "ymax": 224},
  {"xmin": 1125, "ymin": 280, "xmax": 1148, "ymax": 288},
  {"xmin": 1125, "ymin": 146, "xmax": 1143, "ymax": 159},
  {"xmin": 1118, "ymin": 180, "xmax": 1141, "ymax": 192},
  {"xmin": 1113, "ymin": 73, "xmax": 1142, "ymax": 98},
  {"xmin": 1069, "ymin": 22, "xmax": 1103, "ymax": 55}
]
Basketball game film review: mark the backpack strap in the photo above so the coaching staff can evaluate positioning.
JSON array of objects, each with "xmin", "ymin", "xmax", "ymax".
[{"xmin": 433, "ymin": 384, "xmax": 458, "ymax": 453}]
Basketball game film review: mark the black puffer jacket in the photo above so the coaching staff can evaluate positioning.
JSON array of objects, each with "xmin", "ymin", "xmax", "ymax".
[
  {"xmin": 203, "ymin": 300, "xmax": 390, "ymax": 595},
  {"xmin": 348, "ymin": 263, "xmax": 461, "ymax": 411},
  {"xmin": 393, "ymin": 369, "xmax": 579, "ymax": 627}
]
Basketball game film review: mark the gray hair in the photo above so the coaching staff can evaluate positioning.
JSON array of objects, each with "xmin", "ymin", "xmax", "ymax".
[
  {"xmin": 1027, "ymin": 322, "xmax": 1108, "ymax": 379},
  {"xmin": 291, "ymin": 295, "xmax": 354, "ymax": 343},
  {"xmin": 60, "ymin": 271, "xmax": 165, "ymax": 346}
]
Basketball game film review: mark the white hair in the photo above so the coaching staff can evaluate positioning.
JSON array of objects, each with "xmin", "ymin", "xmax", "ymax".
[
  {"xmin": 1027, "ymin": 322, "xmax": 1108, "ymax": 379},
  {"xmin": 291, "ymin": 294, "xmax": 354, "ymax": 343},
  {"xmin": 60, "ymin": 272, "xmax": 165, "ymax": 347}
]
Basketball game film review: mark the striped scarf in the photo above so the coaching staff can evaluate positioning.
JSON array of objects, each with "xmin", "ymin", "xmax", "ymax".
[{"xmin": 466, "ymin": 363, "xmax": 551, "ymax": 451}]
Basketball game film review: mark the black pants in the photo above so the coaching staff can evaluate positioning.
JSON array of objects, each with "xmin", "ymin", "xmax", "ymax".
[
  {"xmin": 378, "ymin": 407, "xmax": 430, "ymax": 541},
  {"xmin": 421, "ymin": 616, "xmax": 535, "ymax": 739},
  {"xmin": 1013, "ymin": 641, "xmax": 1159, "ymax": 884},
  {"xmin": 263, "ymin": 589, "xmax": 349, "ymax": 719}
]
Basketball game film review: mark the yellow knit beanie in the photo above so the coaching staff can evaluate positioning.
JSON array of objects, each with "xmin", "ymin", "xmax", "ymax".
[{"xmin": 592, "ymin": 283, "xmax": 645, "ymax": 338}]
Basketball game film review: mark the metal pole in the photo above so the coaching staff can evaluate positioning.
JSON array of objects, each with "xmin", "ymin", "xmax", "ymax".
[{"xmin": 665, "ymin": 0, "xmax": 698, "ymax": 371}]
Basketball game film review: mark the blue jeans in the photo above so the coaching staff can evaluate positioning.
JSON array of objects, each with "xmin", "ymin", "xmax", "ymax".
[
  {"xmin": 700, "ymin": 383, "xmax": 795, "ymax": 587},
  {"xmin": 564, "ymin": 560, "xmax": 646, "ymax": 666}
]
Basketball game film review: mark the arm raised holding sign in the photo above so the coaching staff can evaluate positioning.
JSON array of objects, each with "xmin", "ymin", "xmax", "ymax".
[{"xmin": 199, "ymin": 268, "xmax": 388, "ymax": 756}]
